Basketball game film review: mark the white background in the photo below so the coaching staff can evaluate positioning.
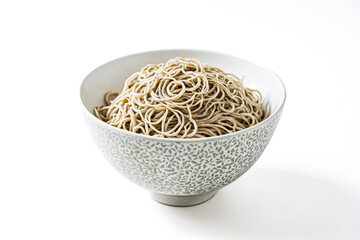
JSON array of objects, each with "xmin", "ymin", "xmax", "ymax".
[{"xmin": 1, "ymin": 0, "xmax": 359, "ymax": 239}]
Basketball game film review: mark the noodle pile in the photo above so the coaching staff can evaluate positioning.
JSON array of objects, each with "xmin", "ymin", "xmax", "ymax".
[{"xmin": 94, "ymin": 57, "xmax": 265, "ymax": 138}]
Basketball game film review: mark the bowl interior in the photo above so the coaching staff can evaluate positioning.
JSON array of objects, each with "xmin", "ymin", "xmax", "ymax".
[{"xmin": 81, "ymin": 50, "xmax": 285, "ymax": 120}]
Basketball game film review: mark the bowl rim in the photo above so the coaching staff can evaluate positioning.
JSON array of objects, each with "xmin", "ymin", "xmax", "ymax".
[{"xmin": 80, "ymin": 48, "xmax": 286, "ymax": 143}]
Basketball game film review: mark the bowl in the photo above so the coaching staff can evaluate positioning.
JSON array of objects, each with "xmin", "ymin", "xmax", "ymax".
[{"xmin": 80, "ymin": 49, "xmax": 286, "ymax": 206}]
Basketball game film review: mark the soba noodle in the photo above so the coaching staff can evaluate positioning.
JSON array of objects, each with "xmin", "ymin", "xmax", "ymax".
[{"xmin": 94, "ymin": 57, "xmax": 265, "ymax": 138}]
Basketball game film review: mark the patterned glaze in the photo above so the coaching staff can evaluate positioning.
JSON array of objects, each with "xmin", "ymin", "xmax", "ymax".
[{"xmin": 84, "ymin": 108, "xmax": 283, "ymax": 196}]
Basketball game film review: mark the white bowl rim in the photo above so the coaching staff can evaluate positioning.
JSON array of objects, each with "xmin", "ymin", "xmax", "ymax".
[{"xmin": 80, "ymin": 49, "xmax": 286, "ymax": 143}]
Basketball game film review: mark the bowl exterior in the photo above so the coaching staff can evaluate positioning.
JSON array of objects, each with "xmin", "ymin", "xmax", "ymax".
[{"xmin": 84, "ymin": 107, "xmax": 283, "ymax": 196}]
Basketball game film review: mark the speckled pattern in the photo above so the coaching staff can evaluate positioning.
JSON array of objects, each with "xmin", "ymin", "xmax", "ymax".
[{"xmin": 85, "ymin": 111, "xmax": 282, "ymax": 195}]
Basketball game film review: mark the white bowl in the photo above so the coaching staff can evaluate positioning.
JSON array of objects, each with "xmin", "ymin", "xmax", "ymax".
[{"xmin": 80, "ymin": 49, "xmax": 286, "ymax": 206}]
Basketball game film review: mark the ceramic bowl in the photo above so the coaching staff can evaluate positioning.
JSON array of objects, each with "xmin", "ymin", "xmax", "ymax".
[{"xmin": 80, "ymin": 49, "xmax": 286, "ymax": 206}]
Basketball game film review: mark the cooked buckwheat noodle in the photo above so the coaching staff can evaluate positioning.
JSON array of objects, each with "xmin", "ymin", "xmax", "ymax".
[{"xmin": 94, "ymin": 57, "xmax": 265, "ymax": 138}]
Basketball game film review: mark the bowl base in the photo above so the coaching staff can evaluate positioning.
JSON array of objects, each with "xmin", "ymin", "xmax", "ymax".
[{"xmin": 150, "ymin": 191, "xmax": 218, "ymax": 207}]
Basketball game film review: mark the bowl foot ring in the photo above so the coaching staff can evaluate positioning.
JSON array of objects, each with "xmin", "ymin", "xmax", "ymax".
[{"xmin": 150, "ymin": 191, "xmax": 218, "ymax": 207}]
